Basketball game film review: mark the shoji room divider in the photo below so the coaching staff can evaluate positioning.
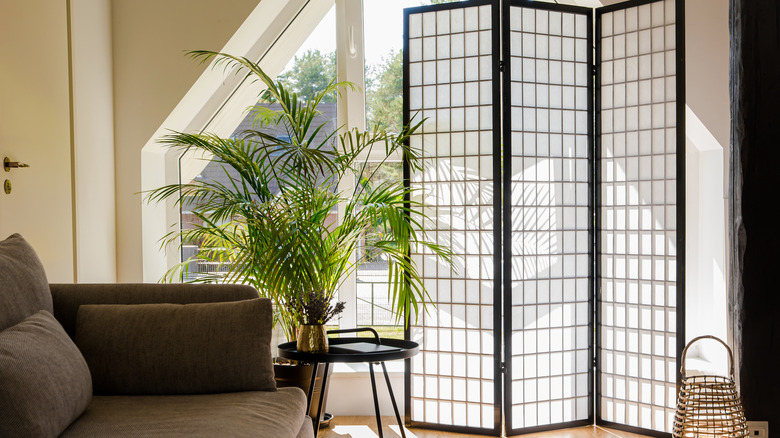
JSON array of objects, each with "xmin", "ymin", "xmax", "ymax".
[{"xmin": 403, "ymin": 0, "xmax": 684, "ymax": 436}]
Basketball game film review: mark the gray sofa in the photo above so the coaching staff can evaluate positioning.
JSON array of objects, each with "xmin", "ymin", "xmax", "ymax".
[{"xmin": 0, "ymin": 233, "xmax": 313, "ymax": 438}]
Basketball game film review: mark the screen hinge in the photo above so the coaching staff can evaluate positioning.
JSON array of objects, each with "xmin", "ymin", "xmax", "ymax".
[
  {"xmin": 499, "ymin": 60, "xmax": 505, "ymax": 72},
  {"xmin": 500, "ymin": 362, "xmax": 506, "ymax": 373}
]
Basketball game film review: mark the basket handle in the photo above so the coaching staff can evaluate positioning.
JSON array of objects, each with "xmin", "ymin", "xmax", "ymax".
[{"xmin": 680, "ymin": 335, "xmax": 734, "ymax": 377}]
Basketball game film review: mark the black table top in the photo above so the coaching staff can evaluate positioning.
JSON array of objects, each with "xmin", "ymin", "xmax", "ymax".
[{"xmin": 277, "ymin": 337, "xmax": 419, "ymax": 363}]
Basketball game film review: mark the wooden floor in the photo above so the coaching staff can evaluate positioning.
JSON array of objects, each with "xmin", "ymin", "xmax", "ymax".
[{"xmin": 318, "ymin": 416, "xmax": 652, "ymax": 438}]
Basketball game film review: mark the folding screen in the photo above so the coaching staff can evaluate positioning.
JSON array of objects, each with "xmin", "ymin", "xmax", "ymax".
[{"xmin": 403, "ymin": 0, "xmax": 684, "ymax": 436}]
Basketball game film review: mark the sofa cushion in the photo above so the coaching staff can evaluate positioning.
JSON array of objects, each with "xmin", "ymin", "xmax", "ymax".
[
  {"xmin": 0, "ymin": 311, "xmax": 93, "ymax": 438},
  {"xmin": 76, "ymin": 298, "xmax": 276, "ymax": 395},
  {"xmin": 0, "ymin": 233, "xmax": 53, "ymax": 332},
  {"xmin": 59, "ymin": 388, "xmax": 312, "ymax": 438},
  {"xmin": 50, "ymin": 283, "xmax": 260, "ymax": 340}
]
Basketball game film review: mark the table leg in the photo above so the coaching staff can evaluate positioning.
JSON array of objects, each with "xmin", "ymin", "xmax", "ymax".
[
  {"xmin": 313, "ymin": 362, "xmax": 330, "ymax": 435},
  {"xmin": 306, "ymin": 362, "xmax": 319, "ymax": 409},
  {"xmin": 368, "ymin": 362, "xmax": 384, "ymax": 438},
  {"xmin": 380, "ymin": 361, "xmax": 406, "ymax": 438}
]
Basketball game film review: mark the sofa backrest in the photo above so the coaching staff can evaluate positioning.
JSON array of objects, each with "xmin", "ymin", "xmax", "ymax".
[
  {"xmin": 75, "ymin": 298, "xmax": 276, "ymax": 394},
  {"xmin": 0, "ymin": 234, "xmax": 53, "ymax": 332}
]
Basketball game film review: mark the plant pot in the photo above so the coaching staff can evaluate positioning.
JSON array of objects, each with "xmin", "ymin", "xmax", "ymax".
[
  {"xmin": 274, "ymin": 359, "xmax": 333, "ymax": 427},
  {"xmin": 297, "ymin": 324, "xmax": 329, "ymax": 353}
]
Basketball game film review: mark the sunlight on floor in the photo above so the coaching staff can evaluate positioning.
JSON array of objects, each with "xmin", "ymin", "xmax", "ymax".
[
  {"xmin": 321, "ymin": 417, "xmax": 654, "ymax": 438},
  {"xmin": 329, "ymin": 424, "xmax": 417, "ymax": 438},
  {"xmin": 330, "ymin": 425, "xmax": 380, "ymax": 437}
]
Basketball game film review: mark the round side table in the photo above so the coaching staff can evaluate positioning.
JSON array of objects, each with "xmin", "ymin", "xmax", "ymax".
[{"xmin": 277, "ymin": 328, "xmax": 419, "ymax": 438}]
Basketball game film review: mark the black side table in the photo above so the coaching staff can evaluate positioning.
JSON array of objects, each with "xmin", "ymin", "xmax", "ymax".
[{"xmin": 277, "ymin": 328, "xmax": 419, "ymax": 438}]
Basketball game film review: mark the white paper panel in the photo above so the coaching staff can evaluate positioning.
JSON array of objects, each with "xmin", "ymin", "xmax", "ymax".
[
  {"xmin": 598, "ymin": 0, "xmax": 678, "ymax": 433},
  {"xmin": 408, "ymin": 4, "xmax": 497, "ymax": 431},
  {"xmin": 508, "ymin": 4, "xmax": 591, "ymax": 431}
]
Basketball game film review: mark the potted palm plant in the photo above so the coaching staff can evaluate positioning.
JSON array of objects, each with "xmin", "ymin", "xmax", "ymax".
[
  {"xmin": 148, "ymin": 50, "xmax": 455, "ymax": 423},
  {"xmin": 147, "ymin": 50, "xmax": 452, "ymax": 342},
  {"xmin": 146, "ymin": 52, "xmax": 453, "ymax": 423}
]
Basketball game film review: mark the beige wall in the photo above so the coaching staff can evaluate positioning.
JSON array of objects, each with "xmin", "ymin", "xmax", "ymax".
[
  {"xmin": 71, "ymin": 0, "xmax": 117, "ymax": 283},
  {"xmin": 0, "ymin": 0, "xmax": 75, "ymax": 282},
  {"xmin": 111, "ymin": 0, "xmax": 261, "ymax": 282},
  {"xmin": 686, "ymin": 0, "xmax": 730, "ymax": 150}
]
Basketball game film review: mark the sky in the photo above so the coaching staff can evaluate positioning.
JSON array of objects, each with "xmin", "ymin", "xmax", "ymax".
[{"xmin": 289, "ymin": 0, "xmax": 427, "ymax": 71}]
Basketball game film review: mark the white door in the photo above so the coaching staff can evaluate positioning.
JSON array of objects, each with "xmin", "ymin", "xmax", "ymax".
[{"xmin": 0, "ymin": 1, "xmax": 76, "ymax": 282}]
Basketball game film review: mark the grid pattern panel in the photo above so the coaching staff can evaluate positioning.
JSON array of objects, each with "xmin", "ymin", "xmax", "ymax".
[
  {"xmin": 598, "ymin": 0, "xmax": 678, "ymax": 433},
  {"xmin": 407, "ymin": 4, "xmax": 498, "ymax": 431},
  {"xmin": 507, "ymin": 5, "xmax": 592, "ymax": 431}
]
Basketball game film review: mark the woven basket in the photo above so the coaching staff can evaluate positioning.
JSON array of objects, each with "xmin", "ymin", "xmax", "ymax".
[{"xmin": 673, "ymin": 335, "xmax": 748, "ymax": 438}]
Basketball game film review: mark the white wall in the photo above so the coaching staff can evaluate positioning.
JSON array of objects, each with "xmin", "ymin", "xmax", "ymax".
[
  {"xmin": 684, "ymin": 0, "xmax": 730, "ymax": 373},
  {"xmin": 327, "ymin": 364, "xmax": 405, "ymax": 416},
  {"xmin": 0, "ymin": 0, "xmax": 75, "ymax": 282}
]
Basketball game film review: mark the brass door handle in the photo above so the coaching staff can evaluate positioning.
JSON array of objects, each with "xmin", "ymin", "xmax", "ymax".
[{"xmin": 3, "ymin": 157, "xmax": 30, "ymax": 172}]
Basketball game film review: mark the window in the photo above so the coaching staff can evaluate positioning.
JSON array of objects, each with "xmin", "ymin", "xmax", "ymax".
[
  {"xmin": 348, "ymin": 0, "xmax": 424, "ymax": 338},
  {"xmin": 179, "ymin": 7, "xmax": 337, "ymax": 283},
  {"xmin": 355, "ymin": 162, "xmax": 405, "ymax": 338}
]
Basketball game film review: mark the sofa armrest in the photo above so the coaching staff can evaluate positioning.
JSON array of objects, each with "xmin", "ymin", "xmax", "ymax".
[{"xmin": 50, "ymin": 283, "xmax": 259, "ymax": 340}]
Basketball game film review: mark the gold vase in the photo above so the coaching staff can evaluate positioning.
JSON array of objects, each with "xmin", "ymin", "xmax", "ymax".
[{"xmin": 297, "ymin": 324, "xmax": 329, "ymax": 353}]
